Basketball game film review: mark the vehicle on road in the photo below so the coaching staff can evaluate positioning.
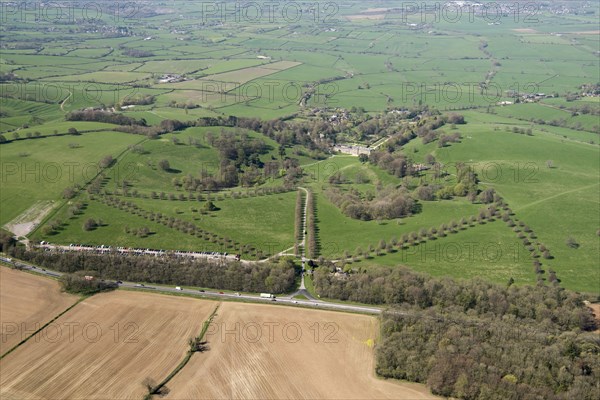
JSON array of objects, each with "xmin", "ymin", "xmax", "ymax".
[
  {"xmin": 260, "ymin": 293, "xmax": 274, "ymax": 298},
  {"xmin": 175, "ymin": 286, "xmax": 182, "ymax": 291}
]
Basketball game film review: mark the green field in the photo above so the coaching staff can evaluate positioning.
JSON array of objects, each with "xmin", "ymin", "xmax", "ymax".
[
  {"xmin": 1, "ymin": 1, "xmax": 598, "ymax": 294},
  {"xmin": 0, "ymin": 131, "xmax": 143, "ymax": 225}
]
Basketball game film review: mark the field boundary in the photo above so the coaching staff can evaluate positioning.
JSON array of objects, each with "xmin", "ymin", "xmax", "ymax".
[
  {"xmin": 0, "ymin": 294, "xmax": 85, "ymax": 360},
  {"xmin": 146, "ymin": 303, "xmax": 221, "ymax": 399}
]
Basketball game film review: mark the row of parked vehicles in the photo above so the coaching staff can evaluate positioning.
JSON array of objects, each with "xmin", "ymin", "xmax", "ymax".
[{"xmin": 38, "ymin": 242, "xmax": 239, "ymax": 260}]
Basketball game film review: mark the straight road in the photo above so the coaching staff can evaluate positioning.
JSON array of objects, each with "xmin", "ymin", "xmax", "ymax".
[{"xmin": 0, "ymin": 256, "xmax": 382, "ymax": 315}]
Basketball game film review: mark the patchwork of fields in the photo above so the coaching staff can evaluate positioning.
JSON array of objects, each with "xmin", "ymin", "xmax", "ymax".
[
  {"xmin": 0, "ymin": 2, "xmax": 599, "ymax": 400},
  {"xmin": 0, "ymin": 2, "xmax": 598, "ymax": 293},
  {"xmin": 0, "ymin": 268, "xmax": 435, "ymax": 399}
]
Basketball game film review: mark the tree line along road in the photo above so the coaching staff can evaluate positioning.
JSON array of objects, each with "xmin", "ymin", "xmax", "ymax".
[{"xmin": 0, "ymin": 255, "xmax": 382, "ymax": 315}]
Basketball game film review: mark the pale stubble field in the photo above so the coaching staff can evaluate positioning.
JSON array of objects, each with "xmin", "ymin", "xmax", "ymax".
[{"xmin": 0, "ymin": 289, "xmax": 216, "ymax": 399}]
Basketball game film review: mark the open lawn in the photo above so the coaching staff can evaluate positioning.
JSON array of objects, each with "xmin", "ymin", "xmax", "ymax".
[
  {"xmin": 125, "ymin": 190, "xmax": 298, "ymax": 254},
  {"xmin": 404, "ymin": 116, "xmax": 600, "ymax": 294},
  {"xmin": 34, "ymin": 199, "xmax": 232, "ymax": 253},
  {"xmin": 358, "ymin": 219, "xmax": 536, "ymax": 287},
  {"xmin": 0, "ymin": 131, "xmax": 143, "ymax": 226}
]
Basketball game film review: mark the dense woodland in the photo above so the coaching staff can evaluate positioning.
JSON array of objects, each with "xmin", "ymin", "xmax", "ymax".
[
  {"xmin": 7, "ymin": 247, "xmax": 298, "ymax": 294},
  {"xmin": 313, "ymin": 265, "xmax": 599, "ymax": 399}
]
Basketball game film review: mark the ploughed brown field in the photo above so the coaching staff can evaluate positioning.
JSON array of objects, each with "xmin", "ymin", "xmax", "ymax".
[
  {"xmin": 0, "ymin": 267, "xmax": 78, "ymax": 353},
  {"xmin": 0, "ymin": 269, "xmax": 435, "ymax": 399},
  {"xmin": 0, "ymin": 290, "xmax": 217, "ymax": 399},
  {"xmin": 165, "ymin": 302, "xmax": 438, "ymax": 399}
]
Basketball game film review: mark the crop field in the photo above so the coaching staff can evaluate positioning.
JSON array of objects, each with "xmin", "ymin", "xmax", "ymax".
[
  {"xmin": 0, "ymin": 267, "xmax": 78, "ymax": 353},
  {"xmin": 165, "ymin": 302, "xmax": 438, "ymax": 399},
  {"xmin": 0, "ymin": 290, "xmax": 217, "ymax": 399}
]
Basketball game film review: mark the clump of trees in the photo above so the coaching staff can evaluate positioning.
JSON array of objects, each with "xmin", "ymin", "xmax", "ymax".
[
  {"xmin": 63, "ymin": 186, "xmax": 78, "ymax": 199},
  {"xmin": 158, "ymin": 159, "xmax": 171, "ymax": 171},
  {"xmin": 59, "ymin": 272, "xmax": 118, "ymax": 295},
  {"xmin": 124, "ymin": 225, "xmax": 150, "ymax": 238},
  {"xmin": 66, "ymin": 110, "xmax": 147, "ymax": 126},
  {"xmin": 325, "ymin": 185, "xmax": 416, "ymax": 221},
  {"xmin": 207, "ymin": 129, "xmax": 268, "ymax": 169},
  {"xmin": 565, "ymin": 236, "xmax": 579, "ymax": 249},
  {"xmin": 368, "ymin": 151, "xmax": 412, "ymax": 178},
  {"xmin": 0, "ymin": 230, "xmax": 16, "ymax": 251},
  {"xmin": 437, "ymin": 131, "xmax": 461, "ymax": 147},
  {"xmin": 40, "ymin": 219, "xmax": 63, "ymax": 236},
  {"xmin": 122, "ymin": 49, "xmax": 154, "ymax": 58},
  {"xmin": 99, "ymin": 155, "xmax": 114, "ymax": 168},
  {"xmin": 82, "ymin": 218, "xmax": 99, "ymax": 231},
  {"xmin": 121, "ymin": 94, "xmax": 155, "ymax": 106},
  {"xmin": 414, "ymin": 162, "xmax": 478, "ymax": 201}
]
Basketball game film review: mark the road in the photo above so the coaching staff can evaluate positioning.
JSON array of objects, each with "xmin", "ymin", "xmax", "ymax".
[
  {"xmin": 60, "ymin": 91, "xmax": 72, "ymax": 112},
  {"xmin": 0, "ymin": 256, "xmax": 382, "ymax": 315}
]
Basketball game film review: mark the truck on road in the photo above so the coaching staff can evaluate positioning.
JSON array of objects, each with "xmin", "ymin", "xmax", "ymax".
[{"xmin": 260, "ymin": 293, "xmax": 275, "ymax": 299}]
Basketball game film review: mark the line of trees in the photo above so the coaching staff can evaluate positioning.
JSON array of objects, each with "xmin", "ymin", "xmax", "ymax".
[
  {"xmin": 294, "ymin": 190, "xmax": 303, "ymax": 257},
  {"xmin": 501, "ymin": 201, "xmax": 557, "ymax": 285},
  {"xmin": 59, "ymin": 272, "xmax": 118, "ymax": 295},
  {"xmin": 91, "ymin": 194, "xmax": 270, "ymax": 260},
  {"xmin": 306, "ymin": 190, "xmax": 317, "ymax": 259},
  {"xmin": 8, "ymin": 247, "xmax": 298, "ymax": 294},
  {"xmin": 337, "ymin": 207, "xmax": 499, "ymax": 262},
  {"xmin": 93, "ymin": 195, "xmax": 253, "ymax": 254}
]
